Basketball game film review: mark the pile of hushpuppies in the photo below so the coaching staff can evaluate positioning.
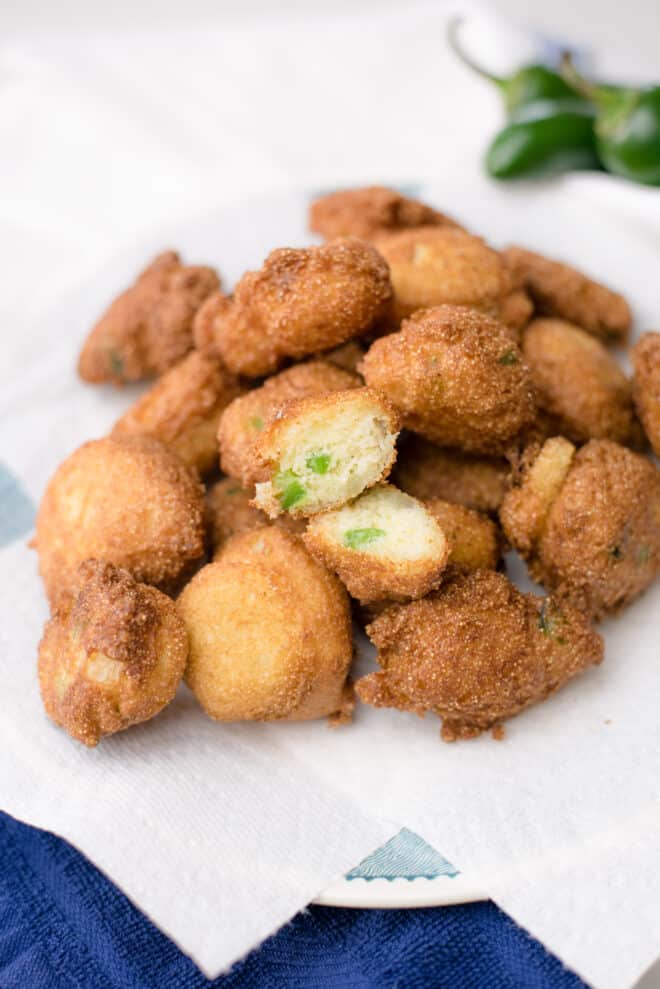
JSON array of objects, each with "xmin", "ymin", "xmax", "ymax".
[{"xmin": 35, "ymin": 186, "xmax": 660, "ymax": 746}]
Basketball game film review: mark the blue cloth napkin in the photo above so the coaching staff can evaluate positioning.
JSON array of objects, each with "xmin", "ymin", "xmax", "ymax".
[{"xmin": 0, "ymin": 812, "xmax": 588, "ymax": 989}]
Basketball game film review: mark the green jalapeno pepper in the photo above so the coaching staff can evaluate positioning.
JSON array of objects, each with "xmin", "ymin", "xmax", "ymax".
[
  {"xmin": 448, "ymin": 17, "xmax": 578, "ymax": 114},
  {"xmin": 448, "ymin": 18, "xmax": 597, "ymax": 179},
  {"xmin": 486, "ymin": 99, "xmax": 599, "ymax": 178},
  {"xmin": 561, "ymin": 56, "xmax": 660, "ymax": 186}
]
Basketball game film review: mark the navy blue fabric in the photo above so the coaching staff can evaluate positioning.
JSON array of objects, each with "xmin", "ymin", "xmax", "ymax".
[{"xmin": 0, "ymin": 811, "xmax": 588, "ymax": 989}]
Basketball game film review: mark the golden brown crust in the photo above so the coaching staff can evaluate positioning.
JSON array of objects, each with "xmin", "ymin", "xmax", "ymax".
[
  {"xmin": 632, "ymin": 331, "xmax": 660, "ymax": 456},
  {"xmin": 392, "ymin": 435, "xmax": 511, "ymax": 514},
  {"xmin": 112, "ymin": 351, "xmax": 244, "ymax": 475},
  {"xmin": 36, "ymin": 435, "xmax": 206, "ymax": 604},
  {"xmin": 181, "ymin": 528, "xmax": 353, "ymax": 722},
  {"xmin": 425, "ymin": 499, "xmax": 502, "ymax": 572},
  {"xmin": 206, "ymin": 478, "xmax": 305, "ymax": 555},
  {"xmin": 192, "ymin": 290, "xmax": 233, "ymax": 356},
  {"xmin": 356, "ymin": 571, "xmax": 603, "ymax": 741},
  {"xmin": 502, "ymin": 246, "xmax": 631, "ymax": 344},
  {"xmin": 218, "ymin": 361, "xmax": 360, "ymax": 486},
  {"xmin": 360, "ymin": 305, "xmax": 535, "ymax": 454},
  {"xmin": 78, "ymin": 251, "xmax": 221, "ymax": 384},
  {"xmin": 206, "ymin": 239, "xmax": 393, "ymax": 377},
  {"xmin": 499, "ymin": 437, "xmax": 576, "ymax": 557},
  {"xmin": 309, "ymin": 186, "xmax": 460, "ymax": 241},
  {"xmin": 500, "ymin": 438, "xmax": 660, "ymax": 617},
  {"xmin": 38, "ymin": 560, "xmax": 187, "ymax": 746},
  {"xmin": 317, "ymin": 340, "xmax": 367, "ymax": 375},
  {"xmin": 523, "ymin": 318, "xmax": 640, "ymax": 446},
  {"xmin": 373, "ymin": 226, "xmax": 524, "ymax": 330}
]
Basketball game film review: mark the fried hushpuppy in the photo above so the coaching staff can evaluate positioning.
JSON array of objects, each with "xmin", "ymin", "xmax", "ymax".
[
  {"xmin": 112, "ymin": 352, "xmax": 244, "ymax": 476},
  {"xmin": 356, "ymin": 571, "xmax": 603, "ymax": 741},
  {"xmin": 500, "ymin": 438, "xmax": 660, "ymax": 617},
  {"xmin": 318, "ymin": 340, "xmax": 367, "ymax": 376},
  {"xmin": 355, "ymin": 499, "xmax": 501, "ymax": 625},
  {"xmin": 202, "ymin": 239, "xmax": 392, "ymax": 377},
  {"xmin": 309, "ymin": 186, "xmax": 460, "ymax": 241},
  {"xmin": 38, "ymin": 560, "xmax": 187, "ymax": 746},
  {"xmin": 218, "ymin": 361, "xmax": 360, "ymax": 487},
  {"xmin": 180, "ymin": 528, "xmax": 354, "ymax": 723},
  {"xmin": 78, "ymin": 251, "xmax": 220, "ymax": 384},
  {"xmin": 523, "ymin": 318, "xmax": 641, "ymax": 446},
  {"xmin": 36, "ymin": 435, "xmax": 206, "ymax": 604},
  {"xmin": 425, "ymin": 499, "xmax": 502, "ymax": 572},
  {"xmin": 502, "ymin": 246, "xmax": 631, "ymax": 344},
  {"xmin": 632, "ymin": 332, "xmax": 660, "ymax": 456},
  {"xmin": 392, "ymin": 435, "xmax": 511, "ymax": 514},
  {"xmin": 252, "ymin": 388, "xmax": 400, "ymax": 518},
  {"xmin": 206, "ymin": 478, "xmax": 305, "ymax": 555},
  {"xmin": 373, "ymin": 226, "xmax": 528, "ymax": 331},
  {"xmin": 303, "ymin": 484, "xmax": 449, "ymax": 604},
  {"xmin": 192, "ymin": 290, "xmax": 232, "ymax": 356},
  {"xmin": 360, "ymin": 306, "xmax": 535, "ymax": 454}
]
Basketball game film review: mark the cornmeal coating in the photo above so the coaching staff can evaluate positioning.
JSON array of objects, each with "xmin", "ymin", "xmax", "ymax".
[
  {"xmin": 180, "ymin": 528, "xmax": 353, "ymax": 723},
  {"xmin": 204, "ymin": 239, "xmax": 393, "ymax": 377},
  {"xmin": 218, "ymin": 361, "xmax": 360, "ymax": 487},
  {"xmin": 78, "ymin": 251, "xmax": 220, "ymax": 384},
  {"xmin": 192, "ymin": 290, "xmax": 232, "ymax": 355},
  {"xmin": 309, "ymin": 186, "xmax": 460, "ymax": 241},
  {"xmin": 252, "ymin": 388, "xmax": 400, "ymax": 518},
  {"xmin": 425, "ymin": 499, "xmax": 502, "ymax": 573},
  {"xmin": 632, "ymin": 332, "xmax": 660, "ymax": 456},
  {"xmin": 356, "ymin": 571, "xmax": 603, "ymax": 741},
  {"xmin": 523, "ymin": 318, "xmax": 641, "ymax": 446},
  {"xmin": 392, "ymin": 435, "xmax": 510, "ymax": 514},
  {"xmin": 36, "ymin": 435, "xmax": 206, "ymax": 604},
  {"xmin": 304, "ymin": 484, "xmax": 449, "ymax": 604},
  {"xmin": 360, "ymin": 306, "xmax": 535, "ymax": 454},
  {"xmin": 206, "ymin": 478, "xmax": 305, "ymax": 555},
  {"xmin": 318, "ymin": 340, "xmax": 367, "ymax": 375},
  {"xmin": 112, "ymin": 351, "xmax": 244, "ymax": 476},
  {"xmin": 38, "ymin": 560, "xmax": 187, "ymax": 746},
  {"xmin": 373, "ymin": 226, "xmax": 529, "ymax": 330},
  {"xmin": 502, "ymin": 246, "xmax": 631, "ymax": 344},
  {"xmin": 500, "ymin": 438, "xmax": 660, "ymax": 618}
]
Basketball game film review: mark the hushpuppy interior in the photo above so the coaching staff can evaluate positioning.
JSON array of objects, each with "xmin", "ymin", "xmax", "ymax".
[
  {"xmin": 308, "ymin": 484, "xmax": 447, "ymax": 564},
  {"xmin": 254, "ymin": 391, "xmax": 398, "ymax": 516}
]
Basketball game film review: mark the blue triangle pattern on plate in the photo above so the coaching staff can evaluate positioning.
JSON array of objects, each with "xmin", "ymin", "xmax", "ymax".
[{"xmin": 346, "ymin": 828, "xmax": 460, "ymax": 882}]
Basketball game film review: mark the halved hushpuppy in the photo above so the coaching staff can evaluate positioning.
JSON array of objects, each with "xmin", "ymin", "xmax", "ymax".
[
  {"xmin": 252, "ymin": 388, "xmax": 400, "ymax": 518},
  {"xmin": 303, "ymin": 484, "xmax": 449, "ymax": 603}
]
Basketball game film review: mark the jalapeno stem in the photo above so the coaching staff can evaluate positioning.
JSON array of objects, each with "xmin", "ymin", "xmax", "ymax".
[
  {"xmin": 447, "ymin": 16, "xmax": 505, "ymax": 88},
  {"xmin": 560, "ymin": 53, "xmax": 639, "ymax": 120},
  {"xmin": 559, "ymin": 53, "xmax": 596, "ymax": 101}
]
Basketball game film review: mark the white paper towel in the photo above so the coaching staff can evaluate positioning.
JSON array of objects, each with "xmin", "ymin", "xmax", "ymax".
[{"xmin": 1, "ymin": 172, "xmax": 660, "ymax": 989}]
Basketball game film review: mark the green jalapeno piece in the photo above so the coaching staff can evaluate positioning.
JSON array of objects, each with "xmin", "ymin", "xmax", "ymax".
[{"xmin": 343, "ymin": 528, "xmax": 386, "ymax": 549}]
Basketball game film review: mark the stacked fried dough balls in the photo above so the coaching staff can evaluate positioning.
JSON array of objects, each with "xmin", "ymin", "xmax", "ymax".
[{"xmin": 33, "ymin": 186, "xmax": 658, "ymax": 747}]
